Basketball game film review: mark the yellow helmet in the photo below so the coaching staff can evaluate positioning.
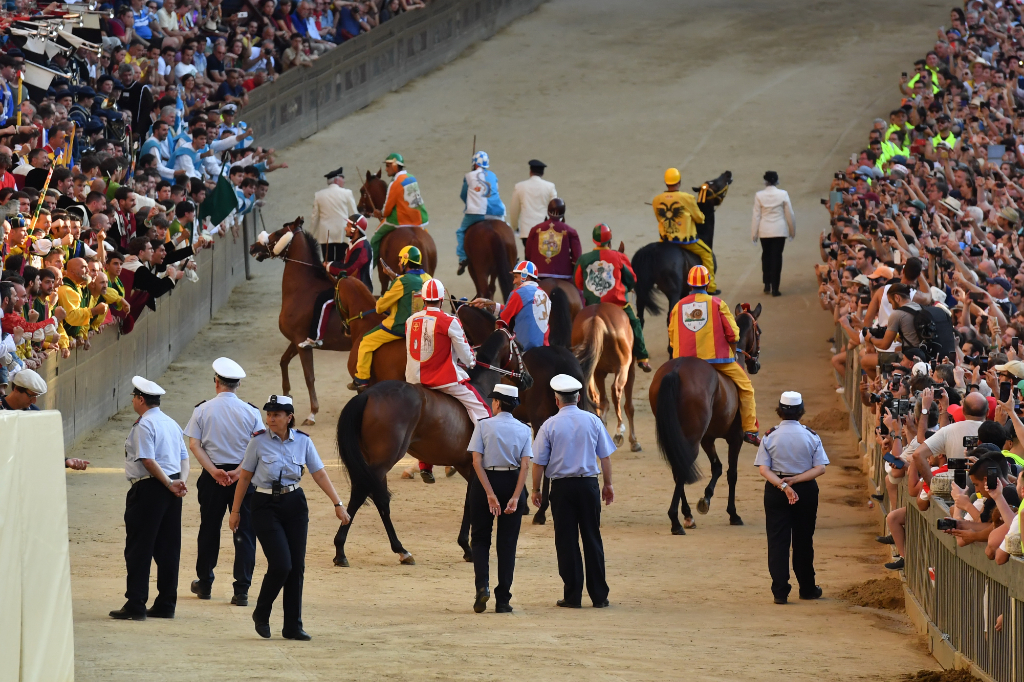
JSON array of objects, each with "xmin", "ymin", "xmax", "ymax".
[
  {"xmin": 398, "ymin": 245, "xmax": 422, "ymax": 267},
  {"xmin": 664, "ymin": 168, "xmax": 681, "ymax": 185}
]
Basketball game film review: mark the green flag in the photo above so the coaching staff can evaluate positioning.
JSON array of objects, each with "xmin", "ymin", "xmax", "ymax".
[{"xmin": 198, "ymin": 174, "xmax": 237, "ymax": 227}]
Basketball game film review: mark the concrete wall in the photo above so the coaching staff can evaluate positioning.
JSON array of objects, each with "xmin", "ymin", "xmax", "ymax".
[{"xmin": 244, "ymin": 0, "xmax": 547, "ymax": 150}]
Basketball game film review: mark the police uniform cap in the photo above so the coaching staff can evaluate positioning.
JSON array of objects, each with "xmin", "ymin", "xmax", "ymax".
[
  {"xmin": 550, "ymin": 374, "xmax": 583, "ymax": 393},
  {"xmin": 779, "ymin": 391, "xmax": 802, "ymax": 406},
  {"xmin": 325, "ymin": 166, "xmax": 344, "ymax": 180},
  {"xmin": 263, "ymin": 394, "xmax": 294, "ymax": 412},
  {"xmin": 212, "ymin": 357, "xmax": 246, "ymax": 380},
  {"xmin": 528, "ymin": 159, "xmax": 546, "ymax": 169},
  {"xmin": 132, "ymin": 375, "xmax": 166, "ymax": 396},
  {"xmin": 488, "ymin": 384, "xmax": 519, "ymax": 400},
  {"xmin": 13, "ymin": 369, "xmax": 47, "ymax": 395}
]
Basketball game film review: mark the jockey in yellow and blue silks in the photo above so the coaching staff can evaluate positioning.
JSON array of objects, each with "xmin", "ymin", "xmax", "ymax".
[{"xmin": 456, "ymin": 151, "xmax": 505, "ymax": 275}]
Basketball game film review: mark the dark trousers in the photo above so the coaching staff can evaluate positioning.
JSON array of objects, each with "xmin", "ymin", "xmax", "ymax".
[
  {"xmin": 469, "ymin": 470, "xmax": 526, "ymax": 604},
  {"xmin": 549, "ymin": 477, "xmax": 608, "ymax": 605},
  {"xmin": 320, "ymin": 242, "xmax": 346, "ymax": 262},
  {"xmin": 760, "ymin": 237, "xmax": 786, "ymax": 293},
  {"xmin": 196, "ymin": 465, "xmax": 256, "ymax": 595},
  {"xmin": 764, "ymin": 480, "xmax": 818, "ymax": 599},
  {"xmin": 251, "ymin": 489, "xmax": 308, "ymax": 633},
  {"xmin": 124, "ymin": 478, "xmax": 181, "ymax": 613}
]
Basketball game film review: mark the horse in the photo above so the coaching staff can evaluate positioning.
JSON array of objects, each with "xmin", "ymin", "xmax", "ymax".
[
  {"xmin": 693, "ymin": 170, "xmax": 733, "ymax": 249},
  {"xmin": 249, "ymin": 217, "xmax": 351, "ymax": 425},
  {"xmin": 463, "ymin": 219, "xmax": 517, "ymax": 302},
  {"xmin": 573, "ymin": 303, "xmax": 640, "ymax": 452},
  {"xmin": 334, "ymin": 276, "xmax": 407, "ymax": 385},
  {"xmin": 649, "ymin": 303, "xmax": 762, "ymax": 534},
  {"xmin": 333, "ymin": 325, "xmax": 530, "ymax": 567},
  {"xmin": 539, "ymin": 278, "xmax": 582, "ymax": 321},
  {"xmin": 357, "ymin": 170, "xmax": 438, "ymax": 292}
]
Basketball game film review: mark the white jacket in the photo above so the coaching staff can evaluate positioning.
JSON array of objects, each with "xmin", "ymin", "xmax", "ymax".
[
  {"xmin": 751, "ymin": 185, "xmax": 796, "ymax": 240},
  {"xmin": 508, "ymin": 174, "xmax": 557, "ymax": 239},
  {"xmin": 310, "ymin": 183, "xmax": 357, "ymax": 245}
]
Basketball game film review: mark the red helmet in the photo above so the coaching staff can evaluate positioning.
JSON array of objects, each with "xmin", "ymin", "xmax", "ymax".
[
  {"xmin": 421, "ymin": 278, "xmax": 445, "ymax": 302},
  {"xmin": 592, "ymin": 223, "xmax": 612, "ymax": 245},
  {"xmin": 687, "ymin": 265, "xmax": 710, "ymax": 288},
  {"xmin": 348, "ymin": 213, "xmax": 368, "ymax": 234}
]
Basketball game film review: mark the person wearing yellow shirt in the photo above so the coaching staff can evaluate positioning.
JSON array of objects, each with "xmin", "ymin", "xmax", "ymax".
[
  {"xmin": 58, "ymin": 258, "xmax": 107, "ymax": 345},
  {"xmin": 85, "ymin": 270, "xmax": 127, "ymax": 331},
  {"xmin": 653, "ymin": 168, "xmax": 718, "ymax": 293}
]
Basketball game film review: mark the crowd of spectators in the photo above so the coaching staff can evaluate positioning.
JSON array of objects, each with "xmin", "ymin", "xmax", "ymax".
[{"xmin": 817, "ymin": 1, "xmax": 1024, "ymax": 572}]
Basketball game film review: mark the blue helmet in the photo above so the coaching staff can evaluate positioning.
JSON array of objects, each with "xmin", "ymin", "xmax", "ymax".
[{"xmin": 472, "ymin": 151, "xmax": 490, "ymax": 169}]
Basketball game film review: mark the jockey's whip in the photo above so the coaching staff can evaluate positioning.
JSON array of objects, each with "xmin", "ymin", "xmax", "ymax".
[{"xmin": 471, "ymin": 135, "xmax": 476, "ymax": 168}]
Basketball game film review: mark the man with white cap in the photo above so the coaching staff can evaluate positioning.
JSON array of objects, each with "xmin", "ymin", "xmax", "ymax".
[
  {"xmin": 110, "ymin": 376, "xmax": 190, "ymax": 620},
  {"xmin": 1, "ymin": 368, "xmax": 89, "ymax": 469},
  {"xmin": 467, "ymin": 383, "xmax": 533, "ymax": 614},
  {"xmin": 184, "ymin": 357, "xmax": 264, "ymax": 606},
  {"xmin": 754, "ymin": 391, "xmax": 830, "ymax": 605},
  {"xmin": 531, "ymin": 374, "xmax": 615, "ymax": 608}
]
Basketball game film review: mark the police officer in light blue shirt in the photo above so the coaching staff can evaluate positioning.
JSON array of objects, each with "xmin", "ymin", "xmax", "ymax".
[
  {"xmin": 754, "ymin": 391, "xmax": 830, "ymax": 604},
  {"xmin": 110, "ymin": 376, "xmax": 190, "ymax": 621},
  {"xmin": 185, "ymin": 357, "xmax": 264, "ymax": 606},
  {"xmin": 229, "ymin": 394, "xmax": 350, "ymax": 641},
  {"xmin": 532, "ymin": 374, "xmax": 615, "ymax": 609}
]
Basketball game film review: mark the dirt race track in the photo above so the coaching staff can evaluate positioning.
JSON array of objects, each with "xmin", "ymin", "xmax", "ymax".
[{"xmin": 67, "ymin": 1, "xmax": 951, "ymax": 679}]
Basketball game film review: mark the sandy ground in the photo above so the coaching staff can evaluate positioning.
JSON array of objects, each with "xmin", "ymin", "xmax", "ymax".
[{"xmin": 67, "ymin": 1, "xmax": 951, "ymax": 679}]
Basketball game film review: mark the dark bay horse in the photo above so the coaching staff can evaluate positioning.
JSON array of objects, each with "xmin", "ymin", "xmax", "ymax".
[
  {"xmin": 333, "ymin": 327, "xmax": 528, "ymax": 566},
  {"xmin": 463, "ymin": 219, "xmax": 517, "ymax": 302},
  {"xmin": 693, "ymin": 170, "xmax": 733, "ymax": 249},
  {"xmin": 358, "ymin": 170, "xmax": 438, "ymax": 292},
  {"xmin": 649, "ymin": 303, "xmax": 762, "ymax": 534}
]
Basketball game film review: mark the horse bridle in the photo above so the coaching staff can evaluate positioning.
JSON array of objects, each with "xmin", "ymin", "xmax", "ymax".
[
  {"xmin": 736, "ymin": 309, "xmax": 761, "ymax": 370},
  {"xmin": 455, "ymin": 304, "xmax": 528, "ymax": 382},
  {"xmin": 697, "ymin": 182, "xmax": 730, "ymax": 204}
]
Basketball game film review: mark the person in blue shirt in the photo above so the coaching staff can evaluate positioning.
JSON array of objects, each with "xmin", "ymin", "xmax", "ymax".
[
  {"xmin": 532, "ymin": 374, "xmax": 615, "ymax": 608},
  {"xmin": 230, "ymin": 394, "xmax": 350, "ymax": 641},
  {"xmin": 471, "ymin": 260, "xmax": 551, "ymax": 351},
  {"xmin": 456, "ymin": 150, "xmax": 505, "ymax": 274}
]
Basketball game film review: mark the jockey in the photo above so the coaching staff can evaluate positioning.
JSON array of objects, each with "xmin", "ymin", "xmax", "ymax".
[
  {"xmin": 494, "ymin": 260, "xmax": 551, "ymax": 351},
  {"xmin": 654, "ymin": 168, "xmax": 718, "ymax": 293},
  {"xmin": 406, "ymin": 278, "xmax": 491, "ymax": 483},
  {"xmin": 369, "ymin": 152, "xmax": 430, "ymax": 267},
  {"xmin": 574, "ymin": 223, "xmax": 651, "ymax": 373},
  {"xmin": 668, "ymin": 265, "xmax": 759, "ymax": 445},
  {"xmin": 456, "ymin": 151, "xmax": 506, "ymax": 276},
  {"xmin": 524, "ymin": 198, "xmax": 582, "ymax": 279},
  {"xmin": 350, "ymin": 244, "xmax": 431, "ymax": 391},
  {"xmin": 299, "ymin": 214, "xmax": 373, "ymax": 349}
]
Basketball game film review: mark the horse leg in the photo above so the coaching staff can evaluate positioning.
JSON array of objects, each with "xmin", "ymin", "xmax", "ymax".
[
  {"xmin": 533, "ymin": 475, "xmax": 551, "ymax": 525},
  {"xmin": 280, "ymin": 343, "xmax": 298, "ymax": 398},
  {"xmin": 596, "ymin": 372, "xmax": 609, "ymax": 425},
  {"xmin": 611, "ymin": 367, "xmax": 627, "ymax": 448},
  {"xmin": 679, "ymin": 484, "xmax": 696, "ymax": 529},
  {"xmin": 625, "ymin": 364, "xmax": 641, "ymax": 452},
  {"xmin": 696, "ymin": 436, "xmax": 723, "ymax": 516},
  {"xmin": 726, "ymin": 419, "xmax": 745, "ymax": 525},
  {"xmin": 297, "ymin": 346, "xmax": 318, "ymax": 425},
  {"xmin": 332, "ymin": 487, "xmax": 369, "ymax": 567},
  {"xmin": 669, "ymin": 484, "xmax": 685, "ymax": 534},
  {"xmin": 371, "ymin": 480, "xmax": 415, "ymax": 564}
]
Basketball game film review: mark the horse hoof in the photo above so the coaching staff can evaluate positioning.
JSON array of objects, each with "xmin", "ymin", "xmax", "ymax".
[
  {"xmin": 730, "ymin": 516, "xmax": 745, "ymax": 526},
  {"xmin": 401, "ymin": 467, "xmax": 416, "ymax": 479},
  {"xmin": 630, "ymin": 442, "xmax": 642, "ymax": 452},
  {"xmin": 532, "ymin": 513, "xmax": 546, "ymax": 525},
  {"xmin": 683, "ymin": 517, "xmax": 696, "ymax": 529},
  {"xmin": 613, "ymin": 433, "xmax": 624, "ymax": 447},
  {"xmin": 445, "ymin": 466, "xmax": 457, "ymax": 477},
  {"xmin": 696, "ymin": 498, "xmax": 710, "ymax": 515},
  {"xmin": 671, "ymin": 526, "xmax": 686, "ymax": 535},
  {"xmin": 333, "ymin": 556, "xmax": 349, "ymax": 567},
  {"xmin": 399, "ymin": 553, "xmax": 416, "ymax": 565},
  {"xmin": 302, "ymin": 415, "xmax": 316, "ymax": 426}
]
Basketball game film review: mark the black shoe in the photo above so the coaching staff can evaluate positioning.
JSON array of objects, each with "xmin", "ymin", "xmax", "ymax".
[
  {"xmin": 885, "ymin": 556, "xmax": 905, "ymax": 570},
  {"xmin": 495, "ymin": 603, "xmax": 513, "ymax": 613},
  {"xmin": 109, "ymin": 607, "xmax": 146, "ymax": 620},
  {"xmin": 145, "ymin": 606, "xmax": 175, "ymax": 618},
  {"xmin": 231, "ymin": 594, "xmax": 248, "ymax": 606},
  {"xmin": 473, "ymin": 586, "xmax": 490, "ymax": 613},
  {"xmin": 457, "ymin": 260, "xmax": 468, "ymax": 276},
  {"xmin": 420, "ymin": 470, "xmax": 435, "ymax": 484},
  {"xmin": 772, "ymin": 290, "xmax": 781, "ymax": 297},
  {"xmin": 773, "ymin": 596, "xmax": 787, "ymax": 605},
  {"xmin": 191, "ymin": 580, "xmax": 211, "ymax": 600},
  {"xmin": 799, "ymin": 586, "xmax": 823, "ymax": 600},
  {"xmin": 282, "ymin": 629, "xmax": 312, "ymax": 641},
  {"xmin": 556, "ymin": 599, "xmax": 582, "ymax": 608},
  {"xmin": 870, "ymin": 492, "xmax": 885, "ymax": 501},
  {"xmin": 764, "ymin": 284, "xmax": 771, "ymax": 293},
  {"xmin": 876, "ymin": 534, "xmax": 895, "ymax": 545},
  {"xmin": 253, "ymin": 614, "xmax": 271, "ymax": 639},
  {"xmin": 593, "ymin": 599, "xmax": 610, "ymax": 608}
]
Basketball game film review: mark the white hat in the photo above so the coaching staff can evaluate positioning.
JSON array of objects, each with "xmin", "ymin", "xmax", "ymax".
[
  {"xmin": 212, "ymin": 357, "xmax": 246, "ymax": 380},
  {"xmin": 912, "ymin": 361, "xmax": 932, "ymax": 377},
  {"xmin": 13, "ymin": 368, "xmax": 47, "ymax": 395},
  {"xmin": 132, "ymin": 375, "xmax": 166, "ymax": 396},
  {"xmin": 489, "ymin": 384, "xmax": 519, "ymax": 399},
  {"xmin": 550, "ymin": 374, "xmax": 583, "ymax": 393},
  {"xmin": 263, "ymin": 394, "xmax": 294, "ymax": 412},
  {"xmin": 780, "ymin": 391, "xmax": 803, "ymax": 406}
]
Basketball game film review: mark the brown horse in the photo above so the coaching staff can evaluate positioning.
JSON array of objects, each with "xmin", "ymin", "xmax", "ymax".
[
  {"xmin": 649, "ymin": 304, "xmax": 762, "ymax": 534},
  {"xmin": 357, "ymin": 169, "xmax": 438, "ymax": 291},
  {"xmin": 573, "ymin": 303, "xmax": 640, "ymax": 451},
  {"xmin": 463, "ymin": 219, "xmax": 516, "ymax": 302},
  {"xmin": 333, "ymin": 326, "xmax": 529, "ymax": 566},
  {"xmin": 539, "ymin": 278, "xmax": 582, "ymax": 321},
  {"xmin": 333, "ymin": 276, "xmax": 407, "ymax": 385}
]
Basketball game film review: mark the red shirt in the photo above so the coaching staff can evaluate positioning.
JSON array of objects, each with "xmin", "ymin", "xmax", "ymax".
[
  {"xmin": 525, "ymin": 219, "xmax": 582, "ymax": 279},
  {"xmin": 0, "ymin": 170, "xmax": 18, "ymax": 191}
]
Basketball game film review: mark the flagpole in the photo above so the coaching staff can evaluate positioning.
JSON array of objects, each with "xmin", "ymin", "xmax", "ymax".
[
  {"xmin": 30, "ymin": 165, "xmax": 55, "ymax": 231},
  {"xmin": 15, "ymin": 72, "xmax": 22, "ymax": 127}
]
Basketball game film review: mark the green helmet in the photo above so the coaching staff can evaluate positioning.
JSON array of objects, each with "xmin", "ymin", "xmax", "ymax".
[
  {"xmin": 384, "ymin": 152, "xmax": 405, "ymax": 167},
  {"xmin": 399, "ymin": 244, "xmax": 421, "ymax": 266}
]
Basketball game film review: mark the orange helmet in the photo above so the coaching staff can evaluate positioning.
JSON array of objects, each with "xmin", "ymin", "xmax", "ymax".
[{"xmin": 687, "ymin": 265, "xmax": 710, "ymax": 288}]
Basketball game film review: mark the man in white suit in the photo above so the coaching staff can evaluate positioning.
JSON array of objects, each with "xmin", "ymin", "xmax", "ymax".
[
  {"xmin": 310, "ymin": 167, "xmax": 358, "ymax": 261},
  {"xmin": 751, "ymin": 170, "xmax": 796, "ymax": 297},
  {"xmin": 507, "ymin": 159, "xmax": 557, "ymax": 247}
]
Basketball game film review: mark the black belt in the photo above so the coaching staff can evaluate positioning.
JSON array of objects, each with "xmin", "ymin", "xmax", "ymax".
[{"xmin": 129, "ymin": 472, "xmax": 181, "ymax": 486}]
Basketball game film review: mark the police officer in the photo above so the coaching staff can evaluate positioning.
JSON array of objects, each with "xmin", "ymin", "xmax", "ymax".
[
  {"xmin": 755, "ymin": 391, "xmax": 830, "ymax": 604},
  {"xmin": 531, "ymin": 374, "xmax": 615, "ymax": 608},
  {"xmin": 110, "ymin": 376, "xmax": 189, "ymax": 620},
  {"xmin": 468, "ymin": 383, "xmax": 533, "ymax": 614},
  {"xmin": 1, "ymin": 369, "xmax": 89, "ymax": 470},
  {"xmin": 185, "ymin": 357, "xmax": 264, "ymax": 606},
  {"xmin": 229, "ymin": 395, "xmax": 350, "ymax": 640}
]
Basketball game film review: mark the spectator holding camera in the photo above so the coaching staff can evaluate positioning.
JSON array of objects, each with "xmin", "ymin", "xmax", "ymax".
[{"xmin": 913, "ymin": 391, "xmax": 989, "ymax": 484}]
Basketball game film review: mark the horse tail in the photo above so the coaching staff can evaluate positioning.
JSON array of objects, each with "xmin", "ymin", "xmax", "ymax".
[
  {"xmin": 632, "ymin": 245, "xmax": 660, "ymax": 316},
  {"xmin": 336, "ymin": 392, "xmax": 389, "ymax": 502},
  {"xmin": 492, "ymin": 227, "xmax": 514, "ymax": 303},
  {"xmin": 547, "ymin": 286, "xmax": 573, "ymax": 349},
  {"xmin": 655, "ymin": 370, "xmax": 703, "ymax": 485},
  {"xmin": 574, "ymin": 314, "xmax": 604, "ymax": 399}
]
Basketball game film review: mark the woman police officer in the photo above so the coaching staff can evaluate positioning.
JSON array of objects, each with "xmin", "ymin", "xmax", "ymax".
[{"xmin": 228, "ymin": 395, "xmax": 350, "ymax": 640}]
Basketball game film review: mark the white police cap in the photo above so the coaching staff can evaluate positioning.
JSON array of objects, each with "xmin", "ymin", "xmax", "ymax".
[
  {"xmin": 13, "ymin": 368, "xmax": 47, "ymax": 395},
  {"xmin": 212, "ymin": 357, "xmax": 246, "ymax": 380},
  {"xmin": 780, "ymin": 391, "xmax": 802, "ymax": 406},
  {"xmin": 132, "ymin": 375, "xmax": 166, "ymax": 396},
  {"xmin": 550, "ymin": 374, "xmax": 583, "ymax": 393},
  {"xmin": 488, "ymin": 384, "xmax": 519, "ymax": 400},
  {"xmin": 263, "ymin": 394, "xmax": 294, "ymax": 412}
]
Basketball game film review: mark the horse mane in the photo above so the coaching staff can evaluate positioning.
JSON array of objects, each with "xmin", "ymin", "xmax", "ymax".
[
  {"xmin": 475, "ymin": 328, "xmax": 507, "ymax": 366},
  {"xmin": 461, "ymin": 303, "xmax": 497, "ymax": 324},
  {"xmin": 296, "ymin": 230, "xmax": 333, "ymax": 284},
  {"xmin": 547, "ymin": 287, "xmax": 573, "ymax": 349}
]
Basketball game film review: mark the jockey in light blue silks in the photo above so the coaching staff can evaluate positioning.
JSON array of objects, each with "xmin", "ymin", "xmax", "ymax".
[{"xmin": 456, "ymin": 150, "xmax": 506, "ymax": 275}]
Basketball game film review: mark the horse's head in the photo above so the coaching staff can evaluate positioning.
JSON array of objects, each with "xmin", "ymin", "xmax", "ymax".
[
  {"xmin": 471, "ymin": 325, "xmax": 532, "ymax": 393},
  {"xmin": 693, "ymin": 170, "xmax": 733, "ymax": 207},
  {"xmin": 456, "ymin": 301, "xmax": 498, "ymax": 347},
  {"xmin": 357, "ymin": 169, "xmax": 387, "ymax": 216},
  {"xmin": 735, "ymin": 302, "xmax": 762, "ymax": 374},
  {"xmin": 251, "ymin": 216, "xmax": 305, "ymax": 261}
]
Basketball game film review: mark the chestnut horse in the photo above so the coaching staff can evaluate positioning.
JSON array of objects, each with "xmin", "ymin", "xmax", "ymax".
[
  {"xmin": 357, "ymin": 170, "xmax": 437, "ymax": 292},
  {"xmin": 573, "ymin": 303, "xmax": 640, "ymax": 452},
  {"xmin": 333, "ymin": 326, "xmax": 530, "ymax": 566},
  {"xmin": 539, "ymin": 278, "xmax": 582, "ymax": 321},
  {"xmin": 463, "ymin": 219, "xmax": 517, "ymax": 302},
  {"xmin": 649, "ymin": 304, "xmax": 761, "ymax": 534},
  {"xmin": 334, "ymin": 276, "xmax": 407, "ymax": 385}
]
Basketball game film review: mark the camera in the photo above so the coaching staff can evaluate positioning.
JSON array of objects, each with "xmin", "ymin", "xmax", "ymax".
[
  {"xmin": 937, "ymin": 518, "xmax": 958, "ymax": 531},
  {"xmin": 925, "ymin": 246, "xmax": 943, "ymax": 257},
  {"xmin": 1001, "ymin": 381, "xmax": 1013, "ymax": 403},
  {"xmin": 988, "ymin": 466, "xmax": 999, "ymax": 491},
  {"xmin": 869, "ymin": 390, "xmax": 894, "ymax": 405},
  {"xmin": 835, "ymin": 172, "xmax": 845, "ymax": 180},
  {"xmin": 962, "ymin": 437, "xmax": 980, "ymax": 449},
  {"xmin": 969, "ymin": 244, "xmax": 985, "ymax": 258},
  {"xmin": 870, "ymin": 327, "xmax": 888, "ymax": 340},
  {"xmin": 895, "ymin": 398, "xmax": 911, "ymax": 417},
  {"xmin": 949, "ymin": 456, "xmax": 971, "ymax": 488},
  {"xmin": 821, "ymin": 198, "xmax": 829, "ymax": 206}
]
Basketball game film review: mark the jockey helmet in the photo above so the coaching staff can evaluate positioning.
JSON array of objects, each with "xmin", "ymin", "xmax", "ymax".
[
  {"xmin": 547, "ymin": 198, "xmax": 565, "ymax": 219},
  {"xmin": 687, "ymin": 265, "xmax": 710, "ymax": 288},
  {"xmin": 593, "ymin": 223, "xmax": 612, "ymax": 246},
  {"xmin": 421, "ymin": 278, "xmax": 445, "ymax": 302},
  {"xmin": 472, "ymin": 151, "xmax": 489, "ymax": 169},
  {"xmin": 399, "ymin": 245, "xmax": 422, "ymax": 267},
  {"xmin": 664, "ymin": 167, "xmax": 681, "ymax": 185},
  {"xmin": 347, "ymin": 213, "xmax": 368, "ymax": 234},
  {"xmin": 384, "ymin": 152, "xmax": 405, "ymax": 167},
  {"xmin": 512, "ymin": 260, "xmax": 539, "ymax": 280}
]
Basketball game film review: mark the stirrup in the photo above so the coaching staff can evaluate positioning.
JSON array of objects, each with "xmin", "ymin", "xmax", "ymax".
[{"xmin": 298, "ymin": 338, "xmax": 323, "ymax": 349}]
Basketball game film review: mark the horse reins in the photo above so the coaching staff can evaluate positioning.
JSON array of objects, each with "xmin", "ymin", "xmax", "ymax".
[
  {"xmin": 456, "ymin": 307, "xmax": 528, "ymax": 381},
  {"xmin": 736, "ymin": 308, "xmax": 761, "ymax": 364}
]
